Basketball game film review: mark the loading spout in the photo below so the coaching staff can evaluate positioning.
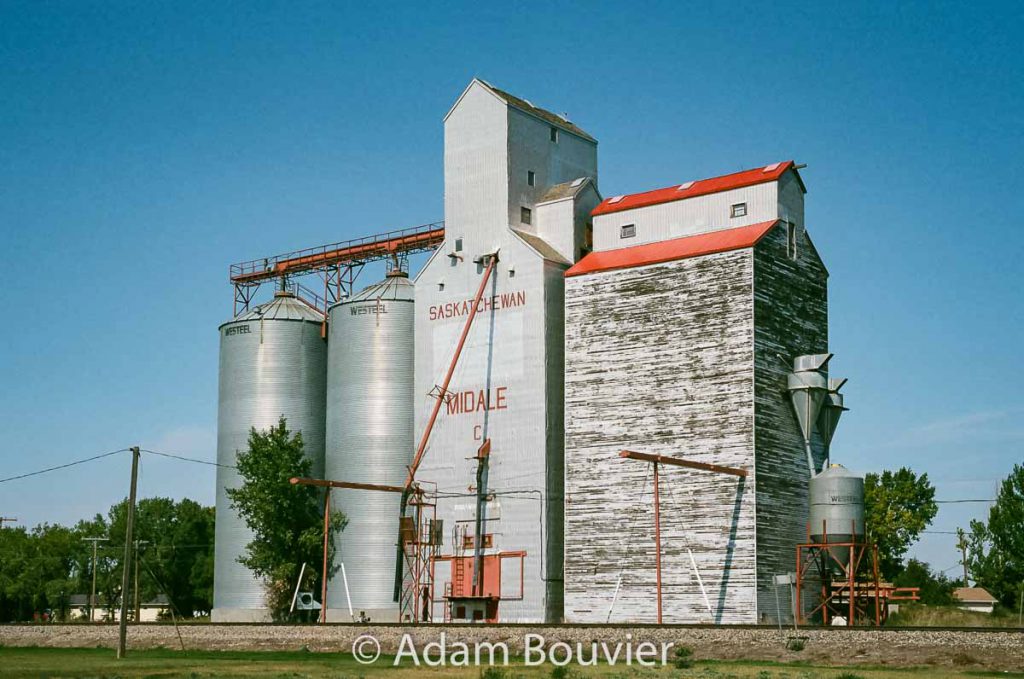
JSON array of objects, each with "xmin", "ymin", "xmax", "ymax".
[{"xmin": 787, "ymin": 353, "xmax": 832, "ymax": 477}]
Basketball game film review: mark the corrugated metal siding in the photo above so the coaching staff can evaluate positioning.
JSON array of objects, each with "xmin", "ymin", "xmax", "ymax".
[
  {"xmin": 593, "ymin": 183, "xmax": 778, "ymax": 252},
  {"xmin": 507, "ymin": 106, "xmax": 597, "ymax": 231},
  {"xmin": 564, "ymin": 251, "xmax": 758, "ymax": 624},
  {"xmin": 213, "ymin": 302, "xmax": 326, "ymax": 621},
  {"xmin": 325, "ymin": 276, "xmax": 415, "ymax": 621},
  {"xmin": 411, "ymin": 81, "xmax": 595, "ymax": 622},
  {"xmin": 415, "ymin": 239, "xmax": 560, "ymax": 622},
  {"xmin": 444, "ymin": 82, "xmax": 508, "ymax": 254},
  {"xmin": 752, "ymin": 224, "xmax": 828, "ymax": 623}
]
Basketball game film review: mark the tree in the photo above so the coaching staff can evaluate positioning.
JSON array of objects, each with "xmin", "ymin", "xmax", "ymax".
[
  {"xmin": 107, "ymin": 497, "xmax": 215, "ymax": 618},
  {"xmin": 892, "ymin": 558, "xmax": 956, "ymax": 605},
  {"xmin": 864, "ymin": 467, "xmax": 938, "ymax": 579},
  {"xmin": 227, "ymin": 417, "xmax": 345, "ymax": 620},
  {"xmin": 966, "ymin": 464, "xmax": 1024, "ymax": 607},
  {"xmin": 0, "ymin": 524, "xmax": 77, "ymax": 621}
]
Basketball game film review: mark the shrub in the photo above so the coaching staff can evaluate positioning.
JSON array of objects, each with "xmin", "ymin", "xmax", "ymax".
[
  {"xmin": 673, "ymin": 645, "xmax": 694, "ymax": 669},
  {"xmin": 786, "ymin": 636, "xmax": 806, "ymax": 652}
]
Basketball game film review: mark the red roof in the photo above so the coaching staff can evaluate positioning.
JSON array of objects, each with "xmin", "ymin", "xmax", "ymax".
[
  {"xmin": 565, "ymin": 220, "xmax": 779, "ymax": 278},
  {"xmin": 592, "ymin": 161, "xmax": 798, "ymax": 216}
]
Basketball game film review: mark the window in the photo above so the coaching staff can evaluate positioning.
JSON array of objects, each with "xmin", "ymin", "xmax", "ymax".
[
  {"xmin": 731, "ymin": 202, "xmax": 748, "ymax": 218},
  {"xmin": 520, "ymin": 206, "xmax": 532, "ymax": 225},
  {"xmin": 787, "ymin": 221, "xmax": 798, "ymax": 259},
  {"xmin": 455, "ymin": 237, "xmax": 463, "ymax": 252},
  {"xmin": 527, "ymin": 170, "xmax": 535, "ymax": 186},
  {"xmin": 550, "ymin": 126, "xmax": 558, "ymax": 143},
  {"xmin": 462, "ymin": 534, "xmax": 494, "ymax": 549},
  {"xmin": 620, "ymin": 224, "xmax": 636, "ymax": 239}
]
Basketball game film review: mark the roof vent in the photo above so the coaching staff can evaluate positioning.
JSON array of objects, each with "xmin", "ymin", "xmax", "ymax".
[
  {"xmin": 676, "ymin": 181, "xmax": 696, "ymax": 191},
  {"xmin": 571, "ymin": 177, "xmax": 585, "ymax": 187},
  {"xmin": 608, "ymin": 195, "xmax": 625, "ymax": 204},
  {"xmin": 762, "ymin": 162, "xmax": 782, "ymax": 173}
]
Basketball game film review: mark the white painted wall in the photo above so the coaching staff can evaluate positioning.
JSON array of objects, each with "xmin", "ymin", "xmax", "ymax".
[
  {"xmin": 536, "ymin": 183, "xmax": 601, "ymax": 264},
  {"xmin": 507, "ymin": 106, "xmax": 597, "ymax": 233},
  {"xmin": 414, "ymin": 80, "xmax": 598, "ymax": 622},
  {"xmin": 443, "ymin": 81, "xmax": 509, "ymax": 257},
  {"xmin": 592, "ymin": 169, "xmax": 804, "ymax": 252}
]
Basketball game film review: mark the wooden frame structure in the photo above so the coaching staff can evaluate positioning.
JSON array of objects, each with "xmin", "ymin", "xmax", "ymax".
[{"xmin": 618, "ymin": 450, "xmax": 747, "ymax": 624}]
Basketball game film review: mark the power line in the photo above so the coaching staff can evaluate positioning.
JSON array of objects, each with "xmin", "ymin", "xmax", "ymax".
[
  {"xmin": 141, "ymin": 449, "xmax": 233, "ymax": 469},
  {"xmin": 0, "ymin": 449, "xmax": 128, "ymax": 484}
]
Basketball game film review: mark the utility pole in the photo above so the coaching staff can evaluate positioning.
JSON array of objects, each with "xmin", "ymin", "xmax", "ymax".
[
  {"xmin": 133, "ymin": 540, "xmax": 149, "ymax": 623},
  {"xmin": 1018, "ymin": 582, "xmax": 1023, "ymax": 627},
  {"xmin": 956, "ymin": 528, "xmax": 969, "ymax": 586},
  {"xmin": 117, "ymin": 446, "xmax": 140, "ymax": 659},
  {"xmin": 84, "ymin": 537, "xmax": 109, "ymax": 622}
]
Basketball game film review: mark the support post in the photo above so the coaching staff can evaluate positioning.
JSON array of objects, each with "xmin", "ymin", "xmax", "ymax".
[
  {"xmin": 133, "ymin": 541, "xmax": 140, "ymax": 622},
  {"xmin": 321, "ymin": 489, "xmax": 331, "ymax": 624},
  {"xmin": 117, "ymin": 446, "xmax": 140, "ymax": 659},
  {"xmin": 653, "ymin": 461, "xmax": 662, "ymax": 625},
  {"xmin": 873, "ymin": 544, "xmax": 881, "ymax": 626},
  {"xmin": 84, "ymin": 537, "xmax": 108, "ymax": 623}
]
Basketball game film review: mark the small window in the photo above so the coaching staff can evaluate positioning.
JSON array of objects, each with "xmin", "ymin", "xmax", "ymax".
[
  {"xmin": 520, "ymin": 206, "xmax": 532, "ymax": 225},
  {"xmin": 731, "ymin": 203, "xmax": 748, "ymax": 218},
  {"xmin": 550, "ymin": 127, "xmax": 558, "ymax": 143},
  {"xmin": 454, "ymin": 237, "xmax": 463, "ymax": 252},
  {"xmin": 620, "ymin": 224, "xmax": 636, "ymax": 239},
  {"xmin": 527, "ymin": 170, "xmax": 535, "ymax": 186},
  {"xmin": 787, "ymin": 221, "xmax": 798, "ymax": 259}
]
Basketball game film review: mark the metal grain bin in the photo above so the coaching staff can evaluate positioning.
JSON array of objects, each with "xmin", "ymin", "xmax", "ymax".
[
  {"xmin": 809, "ymin": 464, "xmax": 864, "ymax": 566},
  {"xmin": 325, "ymin": 271, "xmax": 414, "ymax": 621},
  {"xmin": 213, "ymin": 291, "xmax": 327, "ymax": 621}
]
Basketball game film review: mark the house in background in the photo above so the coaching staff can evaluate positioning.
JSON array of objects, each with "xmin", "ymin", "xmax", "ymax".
[
  {"xmin": 68, "ymin": 593, "xmax": 170, "ymax": 622},
  {"xmin": 953, "ymin": 587, "xmax": 997, "ymax": 614}
]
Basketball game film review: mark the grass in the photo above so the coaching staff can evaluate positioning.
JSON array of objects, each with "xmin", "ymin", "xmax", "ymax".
[
  {"xmin": 0, "ymin": 647, "xmax": 1020, "ymax": 679},
  {"xmin": 886, "ymin": 604, "xmax": 1022, "ymax": 628}
]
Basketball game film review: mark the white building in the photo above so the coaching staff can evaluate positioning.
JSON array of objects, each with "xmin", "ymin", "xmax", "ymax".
[
  {"xmin": 414, "ymin": 79, "xmax": 600, "ymax": 622},
  {"xmin": 954, "ymin": 587, "xmax": 997, "ymax": 614},
  {"xmin": 563, "ymin": 162, "xmax": 829, "ymax": 624}
]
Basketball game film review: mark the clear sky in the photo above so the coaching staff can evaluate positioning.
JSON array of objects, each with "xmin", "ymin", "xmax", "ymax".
[{"xmin": 1, "ymin": 1, "xmax": 1021, "ymax": 575}]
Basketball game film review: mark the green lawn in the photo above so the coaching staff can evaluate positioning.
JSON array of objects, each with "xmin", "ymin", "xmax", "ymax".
[{"xmin": 0, "ymin": 647, "xmax": 1019, "ymax": 679}]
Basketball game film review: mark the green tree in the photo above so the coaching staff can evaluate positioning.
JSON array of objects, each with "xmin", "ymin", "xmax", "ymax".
[
  {"xmin": 0, "ymin": 524, "xmax": 77, "ymax": 621},
  {"xmin": 71, "ymin": 514, "xmax": 121, "ymax": 619},
  {"xmin": 892, "ymin": 558, "xmax": 956, "ymax": 605},
  {"xmin": 107, "ymin": 497, "xmax": 215, "ymax": 618},
  {"xmin": 966, "ymin": 464, "xmax": 1024, "ymax": 607},
  {"xmin": 227, "ymin": 417, "xmax": 344, "ymax": 620},
  {"xmin": 864, "ymin": 467, "xmax": 938, "ymax": 579}
]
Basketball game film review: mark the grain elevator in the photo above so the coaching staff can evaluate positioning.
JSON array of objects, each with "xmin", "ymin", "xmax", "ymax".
[
  {"xmin": 213, "ymin": 291, "xmax": 327, "ymax": 622},
  {"xmin": 413, "ymin": 79, "xmax": 599, "ymax": 623},
  {"xmin": 562, "ymin": 163, "xmax": 829, "ymax": 624},
  {"xmin": 213, "ymin": 78, "xmax": 839, "ymax": 626}
]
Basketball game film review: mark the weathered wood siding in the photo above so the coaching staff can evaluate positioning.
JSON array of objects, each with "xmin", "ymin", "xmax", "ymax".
[
  {"xmin": 752, "ymin": 223, "xmax": 829, "ymax": 623},
  {"xmin": 563, "ymin": 251, "xmax": 758, "ymax": 624}
]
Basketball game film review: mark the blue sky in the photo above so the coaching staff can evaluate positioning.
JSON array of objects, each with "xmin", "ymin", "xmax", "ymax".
[{"xmin": 1, "ymin": 1, "xmax": 1020, "ymax": 574}]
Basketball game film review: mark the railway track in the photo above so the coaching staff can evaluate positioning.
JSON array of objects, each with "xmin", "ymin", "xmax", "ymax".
[{"xmin": 21, "ymin": 622, "xmax": 1023, "ymax": 633}]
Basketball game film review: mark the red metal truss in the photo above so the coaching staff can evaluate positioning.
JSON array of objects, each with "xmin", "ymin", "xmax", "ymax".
[{"xmin": 230, "ymin": 222, "xmax": 444, "ymax": 285}]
